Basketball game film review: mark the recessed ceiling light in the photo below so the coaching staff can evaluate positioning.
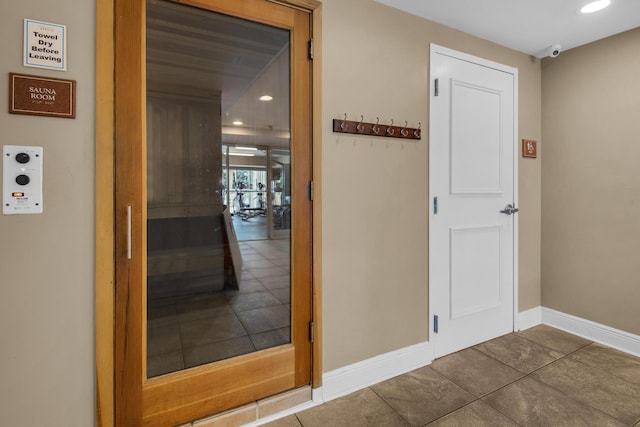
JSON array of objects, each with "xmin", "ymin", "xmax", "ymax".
[
  {"xmin": 232, "ymin": 120, "xmax": 243, "ymax": 126},
  {"xmin": 259, "ymin": 95, "xmax": 273, "ymax": 101},
  {"xmin": 226, "ymin": 152, "xmax": 255, "ymax": 157},
  {"xmin": 581, "ymin": 0, "xmax": 611, "ymax": 14},
  {"xmin": 236, "ymin": 146, "xmax": 258, "ymax": 151}
]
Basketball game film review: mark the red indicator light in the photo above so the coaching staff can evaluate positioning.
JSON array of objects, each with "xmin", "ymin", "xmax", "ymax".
[{"xmin": 12, "ymin": 192, "xmax": 25, "ymax": 197}]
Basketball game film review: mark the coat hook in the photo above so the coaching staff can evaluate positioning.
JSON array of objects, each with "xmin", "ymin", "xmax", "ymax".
[
  {"xmin": 372, "ymin": 117, "xmax": 380, "ymax": 135},
  {"xmin": 341, "ymin": 113, "xmax": 348, "ymax": 131},
  {"xmin": 357, "ymin": 115, "xmax": 365, "ymax": 132},
  {"xmin": 414, "ymin": 122, "xmax": 421, "ymax": 138},
  {"xmin": 387, "ymin": 119, "xmax": 395, "ymax": 136},
  {"xmin": 401, "ymin": 121, "xmax": 409, "ymax": 137}
]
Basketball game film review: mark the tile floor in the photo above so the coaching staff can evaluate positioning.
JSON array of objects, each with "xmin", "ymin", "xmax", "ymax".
[
  {"xmin": 264, "ymin": 325, "xmax": 640, "ymax": 427},
  {"xmin": 234, "ymin": 214, "xmax": 269, "ymax": 241},
  {"xmin": 147, "ymin": 235, "xmax": 291, "ymax": 378}
]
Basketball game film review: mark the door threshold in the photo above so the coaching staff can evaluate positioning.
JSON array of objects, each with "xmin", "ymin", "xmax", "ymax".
[{"xmin": 184, "ymin": 386, "xmax": 312, "ymax": 426}]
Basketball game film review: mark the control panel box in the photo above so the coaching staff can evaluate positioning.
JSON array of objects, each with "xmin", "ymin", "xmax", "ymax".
[{"xmin": 3, "ymin": 145, "xmax": 43, "ymax": 215}]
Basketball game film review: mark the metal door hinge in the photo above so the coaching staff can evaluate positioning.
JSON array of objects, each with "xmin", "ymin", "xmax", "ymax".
[
  {"xmin": 434, "ymin": 315, "xmax": 439, "ymax": 334},
  {"xmin": 434, "ymin": 78, "xmax": 439, "ymax": 97},
  {"xmin": 309, "ymin": 321, "xmax": 315, "ymax": 342},
  {"xmin": 308, "ymin": 39, "xmax": 314, "ymax": 60},
  {"xmin": 309, "ymin": 180, "xmax": 314, "ymax": 201}
]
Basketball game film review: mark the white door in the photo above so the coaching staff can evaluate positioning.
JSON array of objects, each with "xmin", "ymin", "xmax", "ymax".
[{"xmin": 429, "ymin": 44, "xmax": 518, "ymax": 358}]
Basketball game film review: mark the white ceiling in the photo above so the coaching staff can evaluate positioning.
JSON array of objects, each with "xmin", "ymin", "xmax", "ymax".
[{"xmin": 375, "ymin": 0, "xmax": 640, "ymax": 57}]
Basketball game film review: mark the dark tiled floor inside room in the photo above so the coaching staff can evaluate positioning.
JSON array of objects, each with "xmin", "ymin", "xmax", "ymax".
[
  {"xmin": 265, "ymin": 326, "xmax": 640, "ymax": 427},
  {"xmin": 147, "ymin": 224, "xmax": 291, "ymax": 378},
  {"xmin": 233, "ymin": 213, "xmax": 269, "ymax": 241}
]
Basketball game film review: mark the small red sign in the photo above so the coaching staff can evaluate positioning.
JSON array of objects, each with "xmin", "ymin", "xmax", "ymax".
[
  {"xmin": 9, "ymin": 72, "xmax": 76, "ymax": 119},
  {"xmin": 522, "ymin": 139, "xmax": 537, "ymax": 158}
]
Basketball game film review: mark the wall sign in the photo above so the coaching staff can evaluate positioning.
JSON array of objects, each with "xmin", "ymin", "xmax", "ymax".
[
  {"xmin": 9, "ymin": 73, "xmax": 76, "ymax": 119},
  {"xmin": 522, "ymin": 139, "xmax": 537, "ymax": 158},
  {"xmin": 24, "ymin": 19, "xmax": 67, "ymax": 71}
]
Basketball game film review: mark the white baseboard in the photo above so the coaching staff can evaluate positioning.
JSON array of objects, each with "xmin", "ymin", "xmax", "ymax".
[
  {"xmin": 318, "ymin": 307, "xmax": 640, "ymax": 406},
  {"xmin": 542, "ymin": 307, "xmax": 640, "ymax": 357},
  {"xmin": 517, "ymin": 307, "xmax": 542, "ymax": 331},
  {"xmin": 320, "ymin": 341, "xmax": 432, "ymax": 402}
]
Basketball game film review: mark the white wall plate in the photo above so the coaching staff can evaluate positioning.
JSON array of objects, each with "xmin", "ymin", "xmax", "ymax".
[{"xmin": 3, "ymin": 145, "xmax": 43, "ymax": 215}]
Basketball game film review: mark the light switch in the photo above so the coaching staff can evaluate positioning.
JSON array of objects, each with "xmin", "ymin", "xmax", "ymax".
[{"xmin": 3, "ymin": 145, "xmax": 43, "ymax": 215}]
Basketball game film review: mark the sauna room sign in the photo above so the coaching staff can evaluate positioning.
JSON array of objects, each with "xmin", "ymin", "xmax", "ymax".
[
  {"xmin": 9, "ymin": 73, "xmax": 76, "ymax": 119},
  {"xmin": 23, "ymin": 19, "xmax": 67, "ymax": 71}
]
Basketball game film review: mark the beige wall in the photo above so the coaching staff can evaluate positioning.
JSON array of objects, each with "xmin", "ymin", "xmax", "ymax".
[
  {"xmin": 0, "ymin": 0, "xmax": 543, "ymax": 423},
  {"xmin": 321, "ymin": 0, "xmax": 542, "ymax": 371},
  {"xmin": 0, "ymin": 0, "xmax": 96, "ymax": 426},
  {"xmin": 541, "ymin": 27, "xmax": 640, "ymax": 336}
]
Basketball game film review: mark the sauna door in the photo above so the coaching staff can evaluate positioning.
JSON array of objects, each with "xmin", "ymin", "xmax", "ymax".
[{"xmin": 114, "ymin": 0, "xmax": 313, "ymax": 425}]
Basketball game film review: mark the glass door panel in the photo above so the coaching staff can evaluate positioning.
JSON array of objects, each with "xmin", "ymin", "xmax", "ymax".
[
  {"xmin": 270, "ymin": 149, "xmax": 291, "ymax": 239},
  {"xmin": 115, "ymin": 0, "xmax": 311, "ymax": 423},
  {"xmin": 146, "ymin": 0, "xmax": 291, "ymax": 378}
]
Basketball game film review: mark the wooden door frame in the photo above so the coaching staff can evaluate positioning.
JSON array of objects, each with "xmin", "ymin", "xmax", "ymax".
[
  {"xmin": 95, "ymin": 0, "xmax": 322, "ymax": 426},
  {"xmin": 427, "ymin": 44, "xmax": 519, "ymax": 356}
]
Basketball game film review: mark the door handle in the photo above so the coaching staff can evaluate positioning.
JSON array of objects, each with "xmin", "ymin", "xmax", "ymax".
[
  {"xmin": 127, "ymin": 205, "xmax": 132, "ymax": 260},
  {"xmin": 500, "ymin": 204, "xmax": 519, "ymax": 215}
]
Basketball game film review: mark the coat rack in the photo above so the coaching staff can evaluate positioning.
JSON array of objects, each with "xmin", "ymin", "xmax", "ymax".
[{"xmin": 332, "ymin": 115, "xmax": 421, "ymax": 140}]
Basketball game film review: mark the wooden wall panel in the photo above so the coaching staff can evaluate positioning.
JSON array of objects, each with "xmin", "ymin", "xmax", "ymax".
[{"xmin": 146, "ymin": 92, "xmax": 223, "ymax": 217}]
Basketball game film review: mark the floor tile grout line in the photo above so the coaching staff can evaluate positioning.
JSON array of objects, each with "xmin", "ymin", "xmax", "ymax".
[
  {"xmin": 523, "ymin": 372, "xmax": 632, "ymax": 425},
  {"xmin": 564, "ymin": 344, "xmax": 640, "ymax": 389},
  {"xmin": 367, "ymin": 365, "xmax": 525, "ymax": 427},
  {"xmin": 427, "ymin": 348, "xmax": 622, "ymax": 427},
  {"xmin": 514, "ymin": 329, "xmax": 593, "ymax": 355},
  {"xmin": 518, "ymin": 350, "xmax": 637, "ymax": 426},
  {"xmin": 147, "ymin": 238, "xmax": 291, "ymax": 377},
  {"xmin": 521, "ymin": 342, "xmax": 601, "ymax": 378},
  {"xmin": 471, "ymin": 344, "xmax": 551, "ymax": 376},
  {"xmin": 471, "ymin": 334, "xmax": 591, "ymax": 376},
  {"xmin": 287, "ymin": 328, "xmax": 640, "ymax": 427},
  {"xmin": 429, "ymin": 348, "xmax": 526, "ymax": 399},
  {"xmin": 442, "ymin": 368, "xmax": 526, "ymax": 426},
  {"xmin": 367, "ymin": 385, "xmax": 415, "ymax": 426},
  {"xmin": 426, "ymin": 334, "xmax": 626, "ymax": 426},
  {"xmin": 421, "ymin": 398, "xmax": 525, "ymax": 427}
]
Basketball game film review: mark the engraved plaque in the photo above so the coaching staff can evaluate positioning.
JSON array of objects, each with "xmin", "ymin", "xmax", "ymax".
[{"xmin": 9, "ymin": 73, "xmax": 76, "ymax": 119}]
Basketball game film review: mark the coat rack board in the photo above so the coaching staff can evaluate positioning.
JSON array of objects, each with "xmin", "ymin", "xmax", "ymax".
[{"xmin": 332, "ymin": 116, "xmax": 421, "ymax": 140}]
